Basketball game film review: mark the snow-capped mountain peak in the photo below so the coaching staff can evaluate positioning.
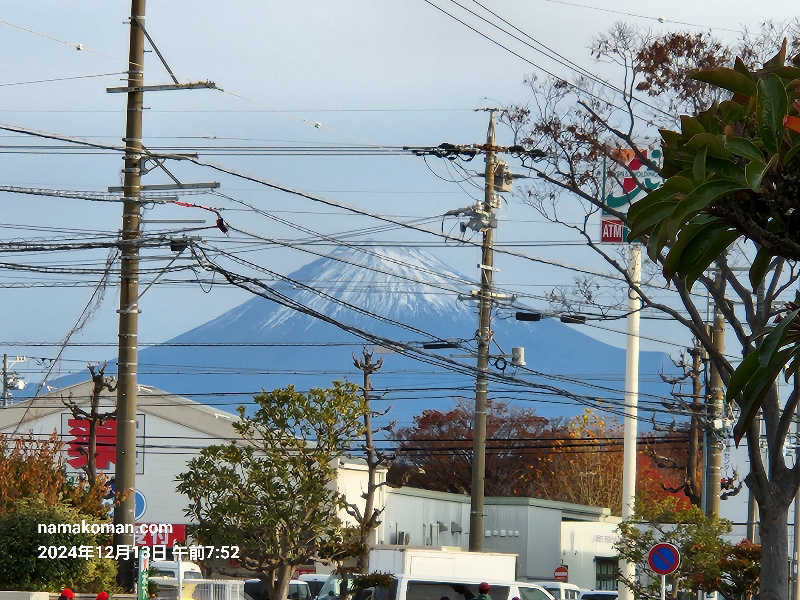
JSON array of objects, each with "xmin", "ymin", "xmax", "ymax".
[{"xmin": 183, "ymin": 245, "xmax": 476, "ymax": 339}]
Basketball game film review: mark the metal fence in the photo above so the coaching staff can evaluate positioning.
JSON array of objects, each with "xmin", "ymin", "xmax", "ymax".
[{"xmin": 149, "ymin": 577, "xmax": 246, "ymax": 600}]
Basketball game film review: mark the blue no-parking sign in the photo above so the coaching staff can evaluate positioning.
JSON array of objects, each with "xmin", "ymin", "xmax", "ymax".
[{"xmin": 648, "ymin": 542, "xmax": 681, "ymax": 575}]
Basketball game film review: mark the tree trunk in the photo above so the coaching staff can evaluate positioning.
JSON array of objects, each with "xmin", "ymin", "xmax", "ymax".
[
  {"xmin": 88, "ymin": 417, "xmax": 97, "ymax": 485},
  {"xmin": 357, "ymin": 407, "xmax": 377, "ymax": 573},
  {"xmin": 265, "ymin": 565, "xmax": 293, "ymax": 600},
  {"xmin": 759, "ymin": 497, "xmax": 790, "ymax": 600}
]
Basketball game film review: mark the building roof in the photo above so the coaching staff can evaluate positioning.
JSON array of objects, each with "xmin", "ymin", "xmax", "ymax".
[
  {"xmin": 0, "ymin": 379, "xmax": 241, "ymax": 439},
  {"xmin": 387, "ymin": 485, "xmax": 618, "ymax": 522}
]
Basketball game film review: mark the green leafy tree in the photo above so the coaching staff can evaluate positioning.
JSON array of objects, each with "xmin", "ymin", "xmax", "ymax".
[
  {"xmin": 625, "ymin": 40, "xmax": 800, "ymax": 599},
  {"xmin": 0, "ymin": 496, "xmax": 117, "ymax": 592},
  {"xmin": 176, "ymin": 383, "xmax": 367, "ymax": 600},
  {"xmin": 498, "ymin": 21, "xmax": 799, "ymax": 600},
  {"xmin": 616, "ymin": 495, "xmax": 759, "ymax": 600}
]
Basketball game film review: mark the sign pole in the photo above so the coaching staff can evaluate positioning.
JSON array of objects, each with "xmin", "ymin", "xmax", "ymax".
[
  {"xmin": 619, "ymin": 244, "xmax": 641, "ymax": 600},
  {"xmin": 137, "ymin": 546, "xmax": 150, "ymax": 600},
  {"xmin": 648, "ymin": 542, "xmax": 681, "ymax": 600}
]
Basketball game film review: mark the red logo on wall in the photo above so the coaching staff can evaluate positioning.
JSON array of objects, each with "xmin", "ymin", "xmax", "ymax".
[
  {"xmin": 66, "ymin": 418, "xmax": 118, "ymax": 470},
  {"xmin": 134, "ymin": 524, "xmax": 187, "ymax": 546}
]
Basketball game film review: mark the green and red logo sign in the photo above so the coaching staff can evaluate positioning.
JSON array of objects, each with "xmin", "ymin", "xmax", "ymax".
[{"xmin": 601, "ymin": 147, "xmax": 662, "ymax": 243}]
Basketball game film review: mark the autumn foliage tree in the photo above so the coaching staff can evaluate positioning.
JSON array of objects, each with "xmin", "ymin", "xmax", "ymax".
[
  {"xmin": 0, "ymin": 432, "xmax": 107, "ymax": 517},
  {"xmin": 390, "ymin": 403, "xmax": 688, "ymax": 513},
  {"xmin": 616, "ymin": 495, "xmax": 759, "ymax": 600},
  {"xmin": 388, "ymin": 399, "xmax": 556, "ymax": 496}
]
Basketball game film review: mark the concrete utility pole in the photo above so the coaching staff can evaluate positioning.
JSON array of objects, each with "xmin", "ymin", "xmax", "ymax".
[
  {"xmin": 2, "ymin": 354, "xmax": 26, "ymax": 408},
  {"xmin": 618, "ymin": 244, "xmax": 641, "ymax": 600},
  {"xmin": 114, "ymin": 0, "xmax": 146, "ymax": 589},
  {"xmin": 2, "ymin": 355, "xmax": 7, "ymax": 409},
  {"xmin": 353, "ymin": 348, "xmax": 384, "ymax": 572},
  {"xmin": 707, "ymin": 304, "xmax": 726, "ymax": 519},
  {"xmin": 793, "ymin": 379, "xmax": 800, "ymax": 600},
  {"xmin": 469, "ymin": 112, "xmax": 497, "ymax": 552},
  {"xmin": 688, "ymin": 344, "xmax": 703, "ymax": 504}
]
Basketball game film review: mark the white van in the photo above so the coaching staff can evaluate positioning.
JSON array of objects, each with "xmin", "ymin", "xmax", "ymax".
[
  {"xmin": 528, "ymin": 583, "xmax": 581, "ymax": 600},
  {"xmin": 343, "ymin": 546, "xmax": 556, "ymax": 600},
  {"xmin": 150, "ymin": 560, "xmax": 203, "ymax": 580},
  {"xmin": 245, "ymin": 579, "xmax": 312, "ymax": 600},
  {"xmin": 345, "ymin": 576, "xmax": 555, "ymax": 600}
]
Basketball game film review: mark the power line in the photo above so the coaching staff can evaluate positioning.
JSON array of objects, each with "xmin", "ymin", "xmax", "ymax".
[
  {"xmin": 419, "ymin": 0, "xmax": 661, "ymax": 120},
  {"xmin": 0, "ymin": 72, "xmax": 126, "ymax": 88},
  {"xmin": 450, "ymin": 0, "xmax": 674, "ymax": 118},
  {"xmin": 538, "ymin": 0, "xmax": 742, "ymax": 33}
]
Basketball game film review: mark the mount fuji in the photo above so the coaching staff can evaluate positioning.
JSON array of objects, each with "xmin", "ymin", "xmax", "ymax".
[{"xmin": 48, "ymin": 245, "xmax": 676, "ymax": 426}]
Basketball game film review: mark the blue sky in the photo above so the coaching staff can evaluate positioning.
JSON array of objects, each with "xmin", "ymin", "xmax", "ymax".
[{"xmin": 0, "ymin": 0, "xmax": 795, "ymax": 386}]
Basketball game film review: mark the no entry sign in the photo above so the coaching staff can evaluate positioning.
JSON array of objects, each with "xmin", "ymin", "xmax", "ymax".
[
  {"xmin": 648, "ymin": 543, "xmax": 681, "ymax": 575},
  {"xmin": 554, "ymin": 565, "xmax": 568, "ymax": 582}
]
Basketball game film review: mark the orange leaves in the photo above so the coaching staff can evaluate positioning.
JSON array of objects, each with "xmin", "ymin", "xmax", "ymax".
[{"xmin": 0, "ymin": 432, "xmax": 107, "ymax": 517}]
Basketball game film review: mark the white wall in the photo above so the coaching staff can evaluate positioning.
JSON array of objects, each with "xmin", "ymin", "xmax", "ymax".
[
  {"xmin": 8, "ymin": 408, "xmax": 377, "ymax": 530},
  {"xmin": 6, "ymin": 407, "xmax": 221, "ymax": 525},
  {"xmin": 336, "ymin": 460, "xmax": 388, "ymax": 545},
  {"xmin": 559, "ymin": 522, "xmax": 620, "ymax": 590}
]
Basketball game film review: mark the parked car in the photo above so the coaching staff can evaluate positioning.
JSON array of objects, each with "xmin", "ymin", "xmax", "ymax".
[
  {"xmin": 528, "ymin": 583, "xmax": 581, "ymax": 600},
  {"xmin": 299, "ymin": 574, "xmax": 330, "ymax": 600},
  {"xmin": 245, "ymin": 579, "xmax": 312, "ymax": 600},
  {"xmin": 150, "ymin": 560, "xmax": 204, "ymax": 580},
  {"xmin": 579, "ymin": 591, "xmax": 617, "ymax": 600}
]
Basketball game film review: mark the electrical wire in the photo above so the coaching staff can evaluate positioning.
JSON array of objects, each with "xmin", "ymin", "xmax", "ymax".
[
  {"xmin": 10, "ymin": 249, "xmax": 118, "ymax": 436},
  {"xmin": 538, "ymin": 0, "xmax": 742, "ymax": 33},
  {"xmin": 0, "ymin": 72, "xmax": 126, "ymax": 88},
  {"xmin": 451, "ymin": 0, "xmax": 674, "ymax": 119}
]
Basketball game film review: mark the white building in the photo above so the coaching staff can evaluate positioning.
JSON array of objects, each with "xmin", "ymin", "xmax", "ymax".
[
  {"xmin": 379, "ymin": 486, "xmax": 621, "ymax": 589},
  {"xmin": 0, "ymin": 380, "xmax": 384, "ymax": 544},
  {"xmin": 1, "ymin": 380, "xmax": 622, "ymax": 588}
]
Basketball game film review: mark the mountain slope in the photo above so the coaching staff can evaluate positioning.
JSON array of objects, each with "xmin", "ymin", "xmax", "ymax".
[{"xmin": 47, "ymin": 245, "xmax": 676, "ymax": 426}]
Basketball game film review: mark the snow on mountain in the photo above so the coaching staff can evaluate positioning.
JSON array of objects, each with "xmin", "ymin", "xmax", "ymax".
[
  {"xmin": 44, "ymin": 245, "xmax": 677, "ymax": 425},
  {"xmin": 177, "ymin": 245, "xmax": 474, "ymax": 340}
]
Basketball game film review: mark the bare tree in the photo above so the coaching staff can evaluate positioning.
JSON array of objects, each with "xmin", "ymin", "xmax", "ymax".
[{"xmin": 62, "ymin": 363, "xmax": 117, "ymax": 486}]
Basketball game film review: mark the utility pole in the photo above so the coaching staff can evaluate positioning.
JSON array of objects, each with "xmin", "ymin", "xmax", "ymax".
[
  {"xmin": 618, "ymin": 244, "xmax": 641, "ymax": 600},
  {"xmin": 352, "ymin": 348, "xmax": 384, "ymax": 572},
  {"xmin": 2, "ymin": 355, "xmax": 7, "ymax": 409},
  {"xmin": 793, "ymin": 376, "xmax": 800, "ymax": 600},
  {"xmin": 469, "ymin": 112, "xmax": 497, "ymax": 552},
  {"xmin": 114, "ymin": 0, "xmax": 146, "ymax": 589},
  {"xmin": 707, "ymin": 303, "xmax": 725, "ymax": 519},
  {"xmin": 687, "ymin": 344, "xmax": 704, "ymax": 505},
  {"xmin": 2, "ymin": 354, "xmax": 26, "ymax": 408}
]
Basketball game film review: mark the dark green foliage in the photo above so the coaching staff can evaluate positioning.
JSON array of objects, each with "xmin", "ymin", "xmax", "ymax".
[{"xmin": 0, "ymin": 496, "xmax": 117, "ymax": 592}]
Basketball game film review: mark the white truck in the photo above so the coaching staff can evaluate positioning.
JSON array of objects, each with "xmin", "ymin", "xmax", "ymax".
[{"xmin": 356, "ymin": 546, "xmax": 553, "ymax": 600}]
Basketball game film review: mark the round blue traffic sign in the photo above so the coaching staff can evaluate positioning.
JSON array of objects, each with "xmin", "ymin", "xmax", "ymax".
[
  {"xmin": 134, "ymin": 489, "xmax": 147, "ymax": 520},
  {"xmin": 648, "ymin": 543, "xmax": 680, "ymax": 575}
]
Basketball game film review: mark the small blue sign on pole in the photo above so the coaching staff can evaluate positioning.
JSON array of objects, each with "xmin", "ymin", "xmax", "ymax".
[
  {"xmin": 648, "ymin": 542, "xmax": 681, "ymax": 575},
  {"xmin": 134, "ymin": 489, "xmax": 147, "ymax": 520}
]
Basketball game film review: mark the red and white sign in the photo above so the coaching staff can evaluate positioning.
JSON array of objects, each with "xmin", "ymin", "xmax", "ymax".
[
  {"xmin": 66, "ymin": 418, "xmax": 118, "ymax": 470},
  {"xmin": 61, "ymin": 413, "xmax": 146, "ymax": 474},
  {"xmin": 554, "ymin": 565, "xmax": 568, "ymax": 582},
  {"xmin": 601, "ymin": 218, "xmax": 624, "ymax": 243},
  {"xmin": 601, "ymin": 147, "xmax": 662, "ymax": 243},
  {"xmin": 134, "ymin": 523, "xmax": 187, "ymax": 546}
]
